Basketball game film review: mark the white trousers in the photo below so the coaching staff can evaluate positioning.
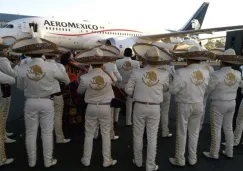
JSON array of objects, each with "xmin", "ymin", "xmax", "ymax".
[
  {"xmin": 94, "ymin": 107, "xmax": 116, "ymax": 139},
  {"xmin": 126, "ymin": 96, "xmax": 133, "ymax": 125},
  {"xmin": 234, "ymin": 99, "xmax": 243, "ymax": 145},
  {"xmin": 200, "ymin": 100, "xmax": 207, "ymax": 131},
  {"xmin": 53, "ymin": 95, "xmax": 65, "ymax": 141},
  {"xmin": 0, "ymin": 105, "xmax": 7, "ymax": 164},
  {"xmin": 0, "ymin": 97, "xmax": 11, "ymax": 138},
  {"xmin": 174, "ymin": 102, "xmax": 203, "ymax": 165},
  {"xmin": 24, "ymin": 98, "xmax": 54, "ymax": 166},
  {"xmin": 133, "ymin": 103, "xmax": 160, "ymax": 171},
  {"xmin": 114, "ymin": 108, "xmax": 120, "ymax": 123},
  {"xmin": 82, "ymin": 104, "xmax": 112, "ymax": 165},
  {"xmin": 160, "ymin": 93, "xmax": 171, "ymax": 136},
  {"xmin": 209, "ymin": 100, "xmax": 235, "ymax": 158}
]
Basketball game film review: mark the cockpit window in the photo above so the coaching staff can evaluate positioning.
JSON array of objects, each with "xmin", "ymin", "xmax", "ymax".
[
  {"xmin": 6, "ymin": 24, "xmax": 14, "ymax": 28},
  {"xmin": 0, "ymin": 24, "xmax": 8, "ymax": 28}
]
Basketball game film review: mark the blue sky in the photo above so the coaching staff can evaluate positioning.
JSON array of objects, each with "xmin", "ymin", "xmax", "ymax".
[{"xmin": 0, "ymin": 0, "xmax": 241, "ymax": 33}]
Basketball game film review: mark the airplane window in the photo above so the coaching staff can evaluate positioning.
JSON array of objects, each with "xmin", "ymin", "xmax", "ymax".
[
  {"xmin": 62, "ymin": 28, "xmax": 64, "ymax": 31},
  {"xmin": 59, "ymin": 28, "xmax": 61, "ymax": 30},
  {"xmin": 66, "ymin": 29, "xmax": 67, "ymax": 31},
  {"xmin": 6, "ymin": 24, "xmax": 14, "ymax": 28},
  {"xmin": 46, "ymin": 27, "xmax": 48, "ymax": 30},
  {"xmin": 69, "ymin": 29, "xmax": 70, "ymax": 31},
  {"xmin": 53, "ymin": 28, "xmax": 55, "ymax": 30},
  {"xmin": 56, "ymin": 28, "xmax": 58, "ymax": 30}
]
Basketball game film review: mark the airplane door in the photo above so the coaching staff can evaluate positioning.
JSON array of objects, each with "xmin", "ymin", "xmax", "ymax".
[{"xmin": 21, "ymin": 22, "xmax": 30, "ymax": 33}]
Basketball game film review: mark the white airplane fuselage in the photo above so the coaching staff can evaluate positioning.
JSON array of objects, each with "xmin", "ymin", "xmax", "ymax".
[{"xmin": 0, "ymin": 17, "xmax": 183, "ymax": 52}]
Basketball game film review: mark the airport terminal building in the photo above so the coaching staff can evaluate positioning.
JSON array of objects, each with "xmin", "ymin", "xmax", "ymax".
[{"xmin": 0, "ymin": 13, "xmax": 34, "ymax": 27}]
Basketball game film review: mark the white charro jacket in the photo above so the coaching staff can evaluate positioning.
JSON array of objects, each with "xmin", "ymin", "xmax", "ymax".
[
  {"xmin": 16, "ymin": 58, "xmax": 70, "ymax": 98},
  {"xmin": 170, "ymin": 64, "xmax": 210, "ymax": 103},
  {"xmin": 205, "ymin": 67, "xmax": 243, "ymax": 101},
  {"xmin": 116, "ymin": 57, "xmax": 140, "ymax": 89},
  {"xmin": 45, "ymin": 59, "xmax": 68, "ymax": 94},
  {"xmin": 125, "ymin": 65, "xmax": 169, "ymax": 103},
  {"xmin": 78, "ymin": 68, "xmax": 115, "ymax": 103}
]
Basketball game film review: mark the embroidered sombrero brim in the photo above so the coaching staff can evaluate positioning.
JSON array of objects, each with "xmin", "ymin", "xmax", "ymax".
[
  {"xmin": 133, "ymin": 43, "xmax": 175, "ymax": 65},
  {"xmin": 171, "ymin": 51, "xmax": 215, "ymax": 61},
  {"xmin": 209, "ymin": 48, "xmax": 225, "ymax": 55},
  {"xmin": 44, "ymin": 47, "xmax": 69, "ymax": 56},
  {"xmin": 216, "ymin": 55, "xmax": 243, "ymax": 64},
  {"xmin": 0, "ymin": 37, "xmax": 9, "ymax": 50},
  {"xmin": 75, "ymin": 48, "xmax": 123, "ymax": 64},
  {"xmin": 9, "ymin": 37, "xmax": 58, "ymax": 54},
  {"xmin": 93, "ymin": 45, "xmax": 120, "ymax": 56}
]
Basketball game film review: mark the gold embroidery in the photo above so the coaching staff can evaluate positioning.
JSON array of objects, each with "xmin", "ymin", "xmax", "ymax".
[
  {"xmin": 89, "ymin": 75, "xmax": 107, "ymax": 91},
  {"xmin": 224, "ymin": 72, "xmax": 236, "ymax": 87},
  {"xmin": 204, "ymin": 65, "xmax": 210, "ymax": 72},
  {"xmin": 159, "ymin": 67, "xmax": 166, "ymax": 71},
  {"xmin": 122, "ymin": 61, "xmax": 133, "ymax": 71},
  {"xmin": 190, "ymin": 70, "xmax": 205, "ymax": 86},
  {"xmin": 142, "ymin": 71, "xmax": 159, "ymax": 87},
  {"xmin": 26, "ymin": 65, "xmax": 45, "ymax": 82},
  {"xmin": 209, "ymin": 104, "xmax": 216, "ymax": 156}
]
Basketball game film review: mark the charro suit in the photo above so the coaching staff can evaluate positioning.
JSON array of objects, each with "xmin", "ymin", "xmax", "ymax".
[
  {"xmin": 45, "ymin": 59, "xmax": 69, "ymax": 143},
  {"xmin": 234, "ymin": 88, "xmax": 243, "ymax": 145},
  {"xmin": 199, "ymin": 61, "xmax": 214, "ymax": 130},
  {"xmin": 16, "ymin": 58, "xmax": 70, "ymax": 167},
  {"xmin": 116, "ymin": 57, "xmax": 140, "ymax": 125},
  {"xmin": 125, "ymin": 65, "xmax": 169, "ymax": 171},
  {"xmin": 0, "ymin": 71, "xmax": 15, "ymax": 166},
  {"xmin": 78, "ymin": 68, "xmax": 116, "ymax": 167},
  {"xmin": 204, "ymin": 67, "xmax": 243, "ymax": 158},
  {"xmin": 0, "ymin": 57, "xmax": 18, "ymax": 142},
  {"xmin": 169, "ymin": 64, "xmax": 209, "ymax": 166},
  {"xmin": 158, "ymin": 64, "xmax": 175, "ymax": 137}
]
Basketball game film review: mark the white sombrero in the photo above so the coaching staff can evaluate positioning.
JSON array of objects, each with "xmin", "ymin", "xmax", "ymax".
[
  {"xmin": 171, "ymin": 45, "xmax": 215, "ymax": 61},
  {"xmin": 75, "ymin": 47, "xmax": 123, "ymax": 64},
  {"xmin": 9, "ymin": 37, "xmax": 58, "ymax": 54},
  {"xmin": 0, "ymin": 37, "xmax": 9, "ymax": 50},
  {"xmin": 93, "ymin": 45, "xmax": 120, "ymax": 56},
  {"xmin": 215, "ymin": 48, "xmax": 243, "ymax": 64},
  {"xmin": 132, "ymin": 43, "xmax": 175, "ymax": 65},
  {"xmin": 209, "ymin": 48, "xmax": 225, "ymax": 55},
  {"xmin": 44, "ymin": 46, "xmax": 70, "ymax": 56}
]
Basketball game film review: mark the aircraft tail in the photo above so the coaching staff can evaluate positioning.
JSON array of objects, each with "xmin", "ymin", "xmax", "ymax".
[{"xmin": 180, "ymin": 2, "xmax": 209, "ymax": 31}]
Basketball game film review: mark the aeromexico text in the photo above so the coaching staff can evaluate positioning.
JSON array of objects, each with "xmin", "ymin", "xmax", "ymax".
[{"xmin": 44, "ymin": 20, "xmax": 99, "ymax": 30}]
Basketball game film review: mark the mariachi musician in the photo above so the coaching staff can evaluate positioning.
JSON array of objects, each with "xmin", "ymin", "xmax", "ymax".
[{"xmin": 90, "ymin": 45, "xmax": 123, "ymax": 140}]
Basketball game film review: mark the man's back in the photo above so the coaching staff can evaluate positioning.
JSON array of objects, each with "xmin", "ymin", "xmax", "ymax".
[
  {"xmin": 116, "ymin": 57, "xmax": 140, "ymax": 87},
  {"xmin": 126, "ymin": 65, "xmax": 169, "ymax": 103},
  {"xmin": 78, "ymin": 68, "xmax": 114, "ymax": 103},
  {"xmin": 17, "ymin": 58, "xmax": 69, "ymax": 98},
  {"xmin": 207, "ymin": 67, "xmax": 242, "ymax": 101},
  {"xmin": 170, "ymin": 64, "xmax": 210, "ymax": 103}
]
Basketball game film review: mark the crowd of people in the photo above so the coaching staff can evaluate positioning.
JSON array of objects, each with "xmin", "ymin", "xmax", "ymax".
[{"xmin": 0, "ymin": 37, "xmax": 243, "ymax": 171}]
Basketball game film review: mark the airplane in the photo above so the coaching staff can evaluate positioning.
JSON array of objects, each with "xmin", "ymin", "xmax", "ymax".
[{"xmin": 0, "ymin": 2, "xmax": 243, "ymax": 56}]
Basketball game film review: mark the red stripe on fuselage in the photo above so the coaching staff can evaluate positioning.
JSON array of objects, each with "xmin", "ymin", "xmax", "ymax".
[{"xmin": 49, "ymin": 29, "xmax": 143, "ymax": 36}]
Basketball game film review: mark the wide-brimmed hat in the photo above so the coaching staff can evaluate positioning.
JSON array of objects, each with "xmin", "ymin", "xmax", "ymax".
[
  {"xmin": 132, "ymin": 43, "xmax": 175, "ymax": 65},
  {"xmin": 171, "ymin": 45, "xmax": 215, "ymax": 61},
  {"xmin": 9, "ymin": 37, "xmax": 58, "ymax": 54},
  {"xmin": 44, "ymin": 46, "xmax": 69, "ymax": 56},
  {"xmin": 215, "ymin": 48, "xmax": 243, "ymax": 64},
  {"xmin": 209, "ymin": 48, "xmax": 225, "ymax": 55},
  {"xmin": 0, "ymin": 37, "xmax": 9, "ymax": 50},
  {"xmin": 75, "ymin": 46, "xmax": 123, "ymax": 64},
  {"xmin": 93, "ymin": 45, "xmax": 120, "ymax": 56}
]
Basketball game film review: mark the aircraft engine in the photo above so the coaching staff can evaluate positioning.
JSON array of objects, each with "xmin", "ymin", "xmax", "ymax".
[{"xmin": 104, "ymin": 38, "xmax": 136, "ymax": 56}]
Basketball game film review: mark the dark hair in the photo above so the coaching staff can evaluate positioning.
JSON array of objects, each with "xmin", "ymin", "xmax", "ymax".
[
  {"xmin": 124, "ymin": 48, "xmax": 133, "ymax": 57},
  {"xmin": 45, "ymin": 55, "xmax": 56, "ymax": 59},
  {"xmin": 30, "ymin": 54, "xmax": 43, "ymax": 58},
  {"xmin": 60, "ymin": 52, "xmax": 71, "ymax": 65},
  {"xmin": 91, "ymin": 64, "xmax": 103, "ymax": 68}
]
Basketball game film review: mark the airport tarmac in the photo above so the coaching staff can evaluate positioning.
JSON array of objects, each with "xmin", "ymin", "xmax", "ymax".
[{"xmin": 2, "ymin": 64, "xmax": 243, "ymax": 171}]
